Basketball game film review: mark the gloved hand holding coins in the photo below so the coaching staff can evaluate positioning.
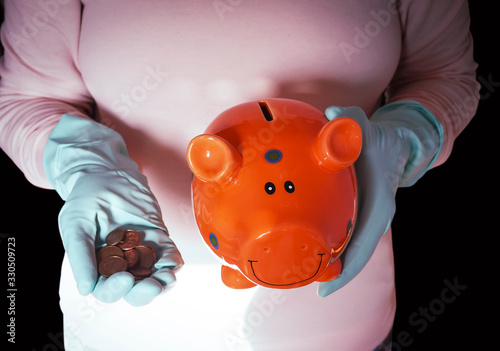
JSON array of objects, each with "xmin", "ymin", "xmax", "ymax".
[
  {"xmin": 43, "ymin": 114, "xmax": 184, "ymax": 306},
  {"xmin": 97, "ymin": 228, "xmax": 157, "ymax": 280}
]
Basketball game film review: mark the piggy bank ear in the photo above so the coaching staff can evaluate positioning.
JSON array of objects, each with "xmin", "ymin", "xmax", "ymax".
[
  {"xmin": 312, "ymin": 117, "xmax": 362, "ymax": 173},
  {"xmin": 187, "ymin": 134, "xmax": 242, "ymax": 186}
]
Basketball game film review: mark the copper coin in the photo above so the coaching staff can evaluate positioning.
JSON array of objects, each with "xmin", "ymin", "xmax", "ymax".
[
  {"xmin": 135, "ymin": 244, "xmax": 157, "ymax": 268},
  {"xmin": 129, "ymin": 266, "xmax": 152, "ymax": 280},
  {"xmin": 123, "ymin": 248, "xmax": 139, "ymax": 268},
  {"xmin": 98, "ymin": 255, "xmax": 128, "ymax": 277},
  {"xmin": 96, "ymin": 246, "xmax": 124, "ymax": 265},
  {"xmin": 117, "ymin": 230, "xmax": 140, "ymax": 251},
  {"xmin": 105, "ymin": 228, "xmax": 125, "ymax": 246}
]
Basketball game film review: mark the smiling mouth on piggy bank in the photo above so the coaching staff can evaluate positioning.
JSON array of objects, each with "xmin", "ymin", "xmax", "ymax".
[
  {"xmin": 248, "ymin": 253, "xmax": 325, "ymax": 287},
  {"xmin": 219, "ymin": 227, "xmax": 350, "ymax": 289},
  {"xmin": 219, "ymin": 249, "xmax": 342, "ymax": 289}
]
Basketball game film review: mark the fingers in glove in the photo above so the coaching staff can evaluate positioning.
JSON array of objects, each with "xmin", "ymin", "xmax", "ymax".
[
  {"xmin": 124, "ymin": 279, "xmax": 162, "ymax": 307},
  {"xmin": 92, "ymin": 272, "xmax": 135, "ymax": 303},
  {"xmin": 64, "ymin": 233, "xmax": 99, "ymax": 296},
  {"xmin": 325, "ymin": 106, "xmax": 367, "ymax": 122},
  {"xmin": 123, "ymin": 267, "xmax": 177, "ymax": 307},
  {"xmin": 155, "ymin": 247, "xmax": 185, "ymax": 273},
  {"xmin": 317, "ymin": 270, "xmax": 351, "ymax": 297}
]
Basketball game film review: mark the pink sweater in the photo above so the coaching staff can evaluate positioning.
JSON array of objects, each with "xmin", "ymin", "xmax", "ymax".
[{"xmin": 0, "ymin": 1, "xmax": 479, "ymax": 350}]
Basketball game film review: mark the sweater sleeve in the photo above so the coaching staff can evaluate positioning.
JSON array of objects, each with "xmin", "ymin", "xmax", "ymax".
[
  {"xmin": 0, "ymin": 0, "xmax": 94, "ymax": 189},
  {"xmin": 386, "ymin": 0, "xmax": 480, "ymax": 167}
]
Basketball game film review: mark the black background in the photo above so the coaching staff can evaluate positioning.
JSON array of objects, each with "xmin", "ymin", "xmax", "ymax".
[{"xmin": 1, "ymin": 2, "xmax": 498, "ymax": 350}]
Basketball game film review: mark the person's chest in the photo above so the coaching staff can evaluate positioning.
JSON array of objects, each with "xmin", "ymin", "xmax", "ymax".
[{"xmin": 78, "ymin": 0, "xmax": 402, "ymax": 133}]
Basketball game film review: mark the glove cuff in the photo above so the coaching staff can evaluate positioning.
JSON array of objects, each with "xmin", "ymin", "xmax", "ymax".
[
  {"xmin": 43, "ymin": 114, "xmax": 142, "ymax": 199},
  {"xmin": 371, "ymin": 100, "xmax": 444, "ymax": 187}
]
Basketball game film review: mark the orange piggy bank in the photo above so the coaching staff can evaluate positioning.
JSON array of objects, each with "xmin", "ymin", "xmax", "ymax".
[{"xmin": 187, "ymin": 98, "xmax": 362, "ymax": 289}]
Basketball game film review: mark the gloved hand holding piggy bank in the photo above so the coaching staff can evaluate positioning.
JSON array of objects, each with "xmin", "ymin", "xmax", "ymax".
[{"xmin": 187, "ymin": 98, "xmax": 362, "ymax": 289}]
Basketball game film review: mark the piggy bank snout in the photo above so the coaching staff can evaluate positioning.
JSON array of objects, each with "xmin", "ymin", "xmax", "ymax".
[
  {"xmin": 240, "ymin": 229, "xmax": 329, "ymax": 287},
  {"xmin": 243, "ymin": 230, "xmax": 327, "ymax": 256}
]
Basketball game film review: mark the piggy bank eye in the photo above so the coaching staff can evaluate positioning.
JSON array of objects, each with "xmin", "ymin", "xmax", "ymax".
[
  {"xmin": 284, "ymin": 181, "xmax": 295, "ymax": 193},
  {"xmin": 265, "ymin": 182, "xmax": 276, "ymax": 195}
]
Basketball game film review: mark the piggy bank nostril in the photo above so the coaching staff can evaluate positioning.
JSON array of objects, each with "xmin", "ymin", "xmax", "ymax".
[
  {"xmin": 263, "ymin": 247, "xmax": 270, "ymax": 253},
  {"xmin": 300, "ymin": 244, "xmax": 308, "ymax": 251}
]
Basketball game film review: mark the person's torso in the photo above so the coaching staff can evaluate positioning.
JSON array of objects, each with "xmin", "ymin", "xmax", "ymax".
[{"xmin": 61, "ymin": 1, "xmax": 399, "ymax": 349}]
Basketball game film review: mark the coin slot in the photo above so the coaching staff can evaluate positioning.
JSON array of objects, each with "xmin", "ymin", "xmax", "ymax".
[{"xmin": 259, "ymin": 101, "xmax": 273, "ymax": 122}]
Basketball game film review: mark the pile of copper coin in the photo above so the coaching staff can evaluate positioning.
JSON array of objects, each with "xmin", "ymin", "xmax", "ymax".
[{"xmin": 96, "ymin": 228, "xmax": 157, "ymax": 280}]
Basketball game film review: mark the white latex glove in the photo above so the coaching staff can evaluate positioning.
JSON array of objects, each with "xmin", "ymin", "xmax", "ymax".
[
  {"xmin": 43, "ymin": 114, "xmax": 184, "ymax": 306},
  {"xmin": 318, "ymin": 100, "xmax": 443, "ymax": 297}
]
